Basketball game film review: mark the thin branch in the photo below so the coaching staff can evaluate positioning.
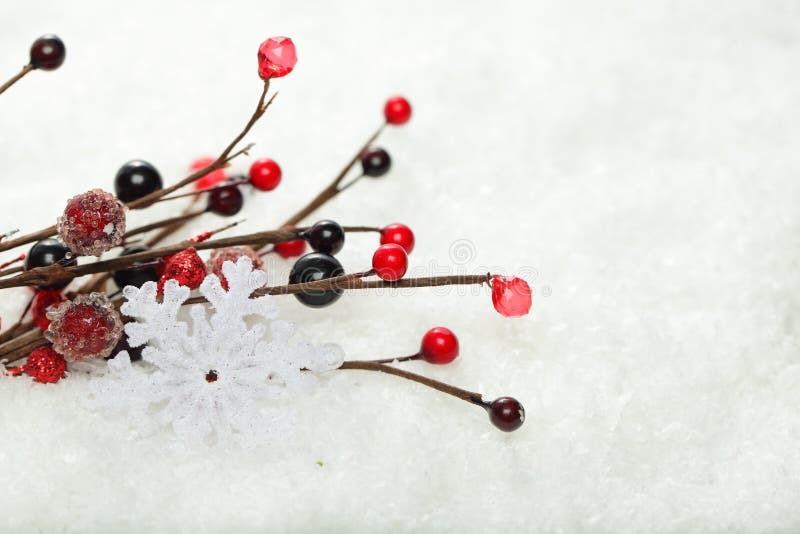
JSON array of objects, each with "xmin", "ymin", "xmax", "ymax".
[{"xmin": 0, "ymin": 64, "xmax": 34, "ymax": 96}]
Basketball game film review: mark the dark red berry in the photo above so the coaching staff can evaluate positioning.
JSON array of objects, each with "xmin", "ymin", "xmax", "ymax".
[
  {"xmin": 288, "ymin": 253, "xmax": 344, "ymax": 308},
  {"xmin": 360, "ymin": 147, "xmax": 391, "ymax": 178},
  {"xmin": 372, "ymin": 244, "xmax": 408, "ymax": 281},
  {"xmin": 380, "ymin": 223, "xmax": 415, "ymax": 254},
  {"xmin": 25, "ymin": 239, "xmax": 77, "ymax": 290},
  {"xmin": 384, "ymin": 96, "xmax": 411, "ymax": 125},
  {"xmin": 419, "ymin": 327, "xmax": 459, "ymax": 364},
  {"xmin": 303, "ymin": 220, "xmax": 345, "ymax": 255},
  {"xmin": 208, "ymin": 184, "xmax": 244, "ymax": 216},
  {"xmin": 249, "ymin": 158, "xmax": 282, "ymax": 191},
  {"xmin": 114, "ymin": 160, "xmax": 163, "ymax": 203},
  {"xmin": 487, "ymin": 397, "xmax": 525, "ymax": 432},
  {"xmin": 29, "ymin": 35, "xmax": 65, "ymax": 70}
]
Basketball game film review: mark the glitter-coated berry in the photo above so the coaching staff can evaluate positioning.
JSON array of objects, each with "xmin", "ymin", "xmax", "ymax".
[
  {"xmin": 275, "ymin": 239, "xmax": 307, "ymax": 259},
  {"xmin": 30, "ymin": 35, "xmax": 65, "ymax": 70},
  {"xmin": 487, "ymin": 397, "xmax": 525, "ymax": 432},
  {"xmin": 491, "ymin": 276, "xmax": 532, "ymax": 317},
  {"xmin": 360, "ymin": 147, "xmax": 392, "ymax": 178},
  {"xmin": 380, "ymin": 223, "xmax": 415, "ymax": 254},
  {"xmin": 258, "ymin": 36, "xmax": 297, "ymax": 79},
  {"xmin": 372, "ymin": 244, "xmax": 408, "ymax": 281},
  {"xmin": 114, "ymin": 160, "xmax": 163, "ymax": 203},
  {"xmin": 419, "ymin": 327, "xmax": 459, "ymax": 364},
  {"xmin": 289, "ymin": 253, "xmax": 344, "ymax": 308},
  {"xmin": 158, "ymin": 247, "xmax": 206, "ymax": 293},
  {"xmin": 112, "ymin": 245, "xmax": 160, "ymax": 289},
  {"xmin": 56, "ymin": 189, "xmax": 126, "ymax": 256},
  {"xmin": 303, "ymin": 220, "xmax": 345, "ymax": 256},
  {"xmin": 45, "ymin": 293, "xmax": 123, "ymax": 361},
  {"xmin": 25, "ymin": 239, "xmax": 77, "ymax": 290},
  {"xmin": 207, "ymin": 184, "xmax": 244, "ymax": 216},
  {"xmin": 206, "ymin": 246, "xmax": 263, "ymax": 290},
  {"xmin": 31, "ymin": 289, "xmax": 66, "ymax": 331},
  {"xmin": 5, "ymin": 345, "xmax": 67, "ymax": 383},
  {"xmin": 249, "ymin": 158, "xmax": 282, "ymax": 191},
  {"xmin": 191, "ymin": 157, "xmax": 227, "ymax": 190},
  {"xmin": 384, "ymin": 96, "xmax": 412, "ymax": 125}
]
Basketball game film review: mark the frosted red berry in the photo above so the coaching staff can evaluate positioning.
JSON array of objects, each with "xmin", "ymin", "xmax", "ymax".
[
  {"xmin": 191, "ymin": 157, "xmax": 227, "ymax": 190},
  {"xmin": 31, "ymin": 289, "xmax": 66, "ymax": 331},
  {"xmin": 249, "ymin": 158, "xmax": 282, "ymax": 191},
  {"xmin": 419, "ymin": 326, "xmax": 459, "ymax": 364},
  {"xmin": 45, "ymin": 293, "xmax": 123, "ymax": 361},
  {"xmin": 384, "ymin": 96, "xmax": 412, "ymax": 125},
  {"xmin": 491, "ymin": 276, "xmax": 532, "ymax": 317},
  {"xmin": 372, "ymin": 244, "xmax": 408, "ymax": 281},
  {"xmin": 275, "ymin": 239, "xmax": 307, "ymax": 259},
  {"xmin": 487, "ymin": 397, "xmax": 525, "ymax": 432},
  {"xmin": 5, "ymin": 345, "xmax": 67, "ymax": 383},
  {"xmin": 206, "ymin": 246, "xmax": 263, "ymax": 290},
  {"xmin": 56, "ymin": 189, "xmax": 126, "ymax": 256},
  {"xmin": 380, "ymin": 223, "xmax": 415, "ymax": 254},
  {"xmin": 158, "ymin": 247, "xmax": 206, "ymax": 293},
  {"xmin": 257, "ymin": 36, "xmax": 297, "ymax": 79}
]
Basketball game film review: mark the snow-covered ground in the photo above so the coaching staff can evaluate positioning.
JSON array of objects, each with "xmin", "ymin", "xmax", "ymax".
[{"xmin": 1, "ymin": 1, "xmax": 798, "ymax": 532}]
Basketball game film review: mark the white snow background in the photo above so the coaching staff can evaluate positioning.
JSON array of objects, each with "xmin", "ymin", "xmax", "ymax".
[{"xmin": 1, "ymin": 0, "xmax": 799, "ymax": 532}]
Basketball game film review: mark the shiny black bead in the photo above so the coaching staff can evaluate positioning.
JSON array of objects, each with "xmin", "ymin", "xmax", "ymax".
[
  {"xmin": 25, "ymin": 239, "xmax": 76, "ymax": 290},
  {"xmin": 360, "ymin": 147, "xmax": 391, "ymax": 178},
  {"xmin": 114, "ymin": 160, "xmax": 163, "ymax": 203},
  {"xmin": 303, "ymin": 220, "xmax": 345, "ymax": 255},
  {"xmin": 29, "ymin": 35, "xmax": 66, "ymax": 71},
  {"xmin": 288, "ymin": 253, "xmax": 344, "ymax": 308},
  {"xmin": 112, "ymin": 245, "xmax": 160, "ymax": 289},
  {"xmin": 208, "ymin": 184, "xmax": 244, "ymax": 216}
]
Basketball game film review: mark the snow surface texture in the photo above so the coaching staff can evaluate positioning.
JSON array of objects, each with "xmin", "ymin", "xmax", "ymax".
[{"xmin": 0, "ymin": 0, "xmax": 799, "ymax": 532}]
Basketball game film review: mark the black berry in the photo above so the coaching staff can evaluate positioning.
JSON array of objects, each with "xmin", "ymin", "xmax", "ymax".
[
  {"xmin": 360, "ymin": 147, "xmax": 391, "ymax": 177},
  {"xmin": 114, "ymin": 160, "xmax": 163, "ymax": 203},
  {"xmin": 487, "ymin": 397, "xmax": 525, "ymax": 432},
  {"xmin": 288, "ymin": 253, "xmax": 344, "ymax": 308},
  {"xmin": 208, "ymin": 184, "xmax": 244, "ymax": 216},
  {"xmin": 303, "ymin": 220, "xmax": 345, "ymax": 255},
  {"xmin": 29, "ymin": 35, "xmax": 66, "ymax": 71},
  {"xmin": 25, "ymin": 239, "xmax": 76, "ymax": 290},
  {"xmin": 112, "ymin": 245, "xmax": 160, "ymax": 289}
]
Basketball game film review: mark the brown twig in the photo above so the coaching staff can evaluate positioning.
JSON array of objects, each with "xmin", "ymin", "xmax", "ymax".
[{"xmin": 0, "ymin": 64, "xmax": 34, "ymax": 96}]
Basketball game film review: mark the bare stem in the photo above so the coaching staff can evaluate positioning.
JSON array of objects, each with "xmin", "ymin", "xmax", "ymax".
[{"xmin": 0, "ymin": 64, "xmax": 34, "ymax": 96}]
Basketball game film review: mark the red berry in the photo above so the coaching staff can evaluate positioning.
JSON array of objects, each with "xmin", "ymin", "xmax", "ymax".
[
  {"xmin": 191, "ymin": 157, "xmax": 227, "ymax": 190},
  {"xmin": 419, "ymin": 327, "xmax": 459, "ymax": 364},
  {"xmin": 45, "ymin": 293, "xmax": 123, "ymax": 361},
  {"xmin": 487, "ymin": 397, "xmax": 525, "ymax": 432},
  {"xmin": 249, "ymin": 158, "xmax": 282, "ymax": 191},
  {"xmin": 275, "ymin": 239, "xmax": 307, "ymax": 259},
  {"xmin": 207, "ymin": 184, "xmax": 244, "ymax": 216},
  {"xmin": 257, "ymin": 36, "xmax": 297, "ymax": 79},
  {"xmin": 380, "ymin": 223, "xmax": 415, "ymax": 254},
  {"xmin": 56, "ymin": 189, "xmax": 126, "ymax": 256},
  {"xmin": 31, "ymin": 289, "xmax": 66, "ymax": 331},
  {"xmin": 372, "ymin": 244, "xmax": 408, "ymax": 281},
  {"xmin": 491, "ymin": 276, "xmax": 532, "ymax": 317},
  {"xmin": 158, "ymin": 247, "xmax": 206, "ymax": 293},
  {"xmin": 384, "ymin": 96, "xmax": 412, "ymax": 125},
  {"xmin": 6, "ymin": 345, "xmax": 67, "ymax": 383}
]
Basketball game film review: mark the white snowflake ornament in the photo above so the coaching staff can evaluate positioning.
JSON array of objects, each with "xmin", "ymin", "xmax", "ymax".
[{"xmin": 87, "ymin": 256, "xmax": 344, "ymax": 448}]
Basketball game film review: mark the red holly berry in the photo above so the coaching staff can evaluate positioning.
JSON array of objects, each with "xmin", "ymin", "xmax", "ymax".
[
  {"xmin": 56, "ymin": 189, "xmax": 126, "ymax": 256},
  {"xmin": 191, "ymin": 157, "xmax": 227, "ymax": 190},
  {"xmin": 419, "ymin": 326, "xmax": 459, "ymax": 364},
  {"xmin": 158, "ymin": 247, "xmax": 206, "ymax": 293},
  {"xmin": 5, "ymin": 345, "xmax": 67, "ymax": 383},
  {"xmin": 384, "ymin": 96, "xmax": 411, "ymax": 125},
  {"xmin": 491, "ymin": 276, "xmax": 532, "ymax": 317},
  {"xmin": 249, "ymin": 158, "xmax": 282, "ymax": 191},
  {"xmin": 45, "ymin": 293, "xmax": 123, "ymax": 361},
  {"xmin": 372, "ymin": 244, "xmax": 408, "ymax": 281},
  {"xmin": 487, "ymin": 397, "xmax": 525, "ymax": 432},
  {"xmin": 275, "ymin": 239, "xmax": 307, "ymax": 259},
  {"xmin": 31, "ymin": 289, "xmax": 66, "ymax": 331},
  {"xmin": 206, "ymin": 246, "xmax": 263, "ymax": 290},
  {"xmin": 257, "ymin": 36, "xmax": 297, "ymax": 79},
  {"xmin": 380, "ymin": 223, "xmax": 415, "ymax": 254}
]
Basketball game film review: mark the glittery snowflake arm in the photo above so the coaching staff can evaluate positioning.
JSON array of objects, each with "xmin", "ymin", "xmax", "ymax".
[
  {"xmin": 121, "ymin": 279, "xmax": 190, "ymax": 350},
  {"xmin": 200, "ymin": 256, "xmax": 278, "ymax": 328}
]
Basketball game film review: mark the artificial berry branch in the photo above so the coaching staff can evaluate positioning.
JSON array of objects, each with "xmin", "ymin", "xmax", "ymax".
[{"xmin": 0, "ymin": 64, "xmax": 34, "ymax": 96}]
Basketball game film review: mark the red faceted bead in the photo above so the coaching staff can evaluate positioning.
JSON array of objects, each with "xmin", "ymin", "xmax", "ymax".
[
  {"xmin": 249, "ymin": 158, "xmax": 282, "ymax": 191},
  {"xmin": 57, "ymin": 189, "xmax": 126, "ymax": 256},
  {"xmin": 5, "ymin": 345, "xmax": 67, "ymax": 383},
  {"xmin": 384, "ymin": 96, "xmax": 412, "ymax": 125},
  {"xmin": 488, "ymin": 397, "xmax": 525, "ymax": 432},
  {"xmin": 380, "ymin": 223, "xmax": 415, "ymax": 254},
  {"xmin": 206, "ymin": 246, "xmax": 263, "ymax": 290},
  {"xmin": 419, "ymin": 327, "xmax": 459, "ymax": 364},
  {"xmin": 158, "ymin": 247, "xmax": 206, "ymax": 293},
  {"xmin": 45, "ymin": 293, "xmax": 123, "ymax": 361},
  {"xmin": 191, "ymin": 157, "xmax": 227, "ymax": 190},
  {"xmin": 31, "ymin": 289, "xmax": 66, "ymax": 331},
  {"xmin": 491, "ymin": 276, "xmax": 532, "ymax": 317},
  {"xmin": 257, "ymin": 36, "xmax": 297, "ymax": 79},
  {"xmin": 372, "ymin": 244, "xmax": 408, "ymax": 281},
  {"xmin": 274, "ymin": 239, "xmax": 306, "ymax": 259}
]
